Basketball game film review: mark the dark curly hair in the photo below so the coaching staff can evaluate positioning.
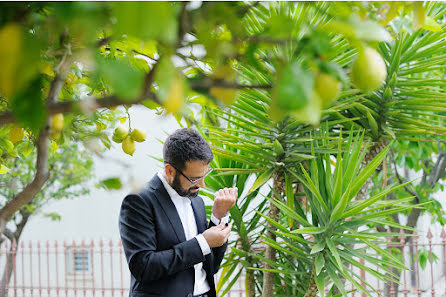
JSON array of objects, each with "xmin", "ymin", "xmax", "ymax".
[{"xmin": 163, "ymin": 128, "xmax": 213, "ymax": 170}]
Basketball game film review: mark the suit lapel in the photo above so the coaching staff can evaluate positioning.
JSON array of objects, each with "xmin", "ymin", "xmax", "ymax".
[
  {"xmin": 191, "ymin": 197, "xmax": 207, "ymax": 234},
  {"xmin": 150, "ymin": 175, "xmax": 186, "ymax": 243}
]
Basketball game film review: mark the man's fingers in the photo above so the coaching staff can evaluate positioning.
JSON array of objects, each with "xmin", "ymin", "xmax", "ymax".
[
  {"xmin": 230, "ymin": 187, "xmax": 238, "ymax": 199},
  {"xmin": 223, "ymin": 187, "xmax": 230, "ymax": 197},
  {"xmin": 215, "ymin": 221, "xmax": 225, "ymax": 230},
  {"xmin": 223, "ymin": 222, "xmax": 232, "ymax": 238}
]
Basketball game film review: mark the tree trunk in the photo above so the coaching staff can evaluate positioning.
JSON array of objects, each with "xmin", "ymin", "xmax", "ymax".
[
  {"xmin": 0, "ymin": 213, "xmax": 29, "ymax": 297},
  {"xmin": 0, "ymin": 56, "xmax": 73, "ymax": 235},
  {"xmin": 303, "ymin": 274, "xmax": 318, "ymax": 297},
  {"xmin": 384, "ymin": 265, "xmax": 401, "ymax": 297},
  {"xmin": 246, "ymin": 268, "xmax": 256, "ymax": 297},
  {"xmin": 261, "ymin": 171, "xmax": 284, "ymax": 297},
  {"xmin": 0, "ymin": 244, "xmax": 16, "ymax": 297}
]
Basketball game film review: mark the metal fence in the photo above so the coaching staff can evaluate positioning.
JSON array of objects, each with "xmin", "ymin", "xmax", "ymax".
[
  {"xmin": 0, "ymin": 227, "xmax": 445, "ymax": 297},
  {"xmin": 0, "ymin": 238, "xmax": 244, "ymax": 297}
]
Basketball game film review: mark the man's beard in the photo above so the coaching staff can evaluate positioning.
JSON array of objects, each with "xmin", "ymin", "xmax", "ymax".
[{"xmin": 171, "ymin": 172, "xmax": 199, "ymax": 198}]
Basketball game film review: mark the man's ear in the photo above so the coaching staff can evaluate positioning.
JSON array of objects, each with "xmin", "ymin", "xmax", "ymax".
[{"xmin": 165, "ymin": 163, "xmax": 175, "ymax": 182}]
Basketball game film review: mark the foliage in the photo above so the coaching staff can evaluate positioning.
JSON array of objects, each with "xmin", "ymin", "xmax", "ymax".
[
  {"xmin": 0, "ymin": 2, "xmax": 446, "ymax": 297},
  {"xmin": 0, "ymin": 140, "xmax": 93, "ymax": 229}
]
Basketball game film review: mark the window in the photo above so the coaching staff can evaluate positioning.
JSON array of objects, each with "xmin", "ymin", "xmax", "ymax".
[{"xmin": 66, "ymin": 246, "xmax": 91, "ymax": 274}]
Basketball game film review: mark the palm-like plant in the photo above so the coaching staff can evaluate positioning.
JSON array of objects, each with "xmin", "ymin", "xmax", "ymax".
[
  {"xmin": 196, "ymin": 2, "xmax": 446, "ymax": 296},
  {"xmin": 336, "ymin": 2, "xmax": 446, "ymax": 159},
  {"xmin": 258, "ymin": 131, "xmax": 422, "ymax": 296},
  {"xmin": 202, "ymin": 90, "xmax": 336, "ymax": 297}
]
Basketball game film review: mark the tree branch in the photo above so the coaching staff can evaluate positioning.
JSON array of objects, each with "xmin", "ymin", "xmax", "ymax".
[
  {"xmin": 0, "ymin": 54, "xmax": 73, "ymax": 233},
  {"xmin": 428, "ymin": 153, "xmax": 446, "ymax": 187},
  {"xmin": 390, "ymin": 150, "xmax": 420, "ymax": 203},
  {"xmin": 2, "ymin": 227, "xmax": 14, "ymax": 242},
  {"xmin": 0, "ymin": 80, "xmax": 269, "ymax": 126},
  {"xmin": 190, "ymin": 79, "xmax": 272, "ymax": 91}
]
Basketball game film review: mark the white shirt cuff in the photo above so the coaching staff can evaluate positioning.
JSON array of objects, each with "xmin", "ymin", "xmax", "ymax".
[
  {"xmin": 195, "ymin": 234, "xmax": 211, "ymax": 256},
  {"xmin": 211, "ymin": 213, "xmax": 230, "ymax": 226}
]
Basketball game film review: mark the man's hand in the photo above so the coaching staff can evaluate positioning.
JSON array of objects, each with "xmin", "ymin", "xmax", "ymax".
[
  {"xmin": 212, "ymin": 187, "xmax": 238, "ymax": 220},
  {"xmin": 203, "ymin": 221, "xmax": 232, "ymax": 248}
]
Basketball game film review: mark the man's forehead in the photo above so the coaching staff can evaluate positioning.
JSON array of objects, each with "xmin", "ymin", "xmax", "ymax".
[{"xmin": 184, "ymin": 160, "xmax": 210, "ymax": 172}]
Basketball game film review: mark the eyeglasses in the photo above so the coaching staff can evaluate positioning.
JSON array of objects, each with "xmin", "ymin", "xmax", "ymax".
[{"xmin": 169, "ymin": 163, "xmax": 213, "ymax": 185}]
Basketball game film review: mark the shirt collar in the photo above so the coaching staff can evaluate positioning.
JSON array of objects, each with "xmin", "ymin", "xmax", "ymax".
[{"xmin": 157, "ymin": 171, "xmax": 191, "ymax": 204}]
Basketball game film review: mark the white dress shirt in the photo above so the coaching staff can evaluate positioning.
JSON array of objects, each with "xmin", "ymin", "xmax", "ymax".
[{"xmin": 157, "ymin": 172, "xmax": 229, "ymax": 295}]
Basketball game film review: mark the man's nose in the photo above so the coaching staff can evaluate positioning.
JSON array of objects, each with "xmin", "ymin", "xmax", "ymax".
[{"xmin": 196, "ymin": 178, "xmax": 205, "ymax": 188}]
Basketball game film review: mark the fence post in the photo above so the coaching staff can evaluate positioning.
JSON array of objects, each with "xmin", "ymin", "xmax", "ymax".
[
  {"xmin": 414, "ymin": 231, "xmax": 421, "ymax": 297},
  {"xmin": 4, "ymin": 240, "xmax": 9, "ymax": 297},
  {"xmin": 29, "ymin": 241, "xmax": 33, "ymax": 297},
  {"xmin": 55, "ymin": 240, "xmax": 59, "ymax": 297},
  {"xmin": 427, "ymin": 229, "xmax": 435, "ymax": 297},
  {"xmin": 20, "ymin": 241, "xmax": 25, "ymax": 297},
  {"xmin": 99, "ymin": 239, "xmax": 105, "ymax": 297},
  {"xmin": 118, "ymin": 240, "xmax": 123, "ymax": 297},
  {"xmin": 388, "ymin": 230, "xmax": 395, "ymax": 297},
  {"xmin": 400, "ymin": 229, "xmax": 408, "ymax": 297},
  {"xmin": 90, "ymin": 240, "xmax": 95, "ymax": 297},
  {"xmin": 72, "ymin": 240, "xmax": 77, "ymax": 297},
  {"xmin": 46, "ymin": 240, "xmax": 50, "ymax": 297},
  {"xmin": 110, "ymin": 240, "xmax": 115, "ymax": 297},
  {"xmin": 12, "ymin": 239, "xmax": 17, "ymax": 297},
  {"xmin": 441, "ymin": 228, "xmax": 446, "ymax": 297},
  {"xmin": 64, "ymin": 240, "xmax": 68, "ymax": 297}
]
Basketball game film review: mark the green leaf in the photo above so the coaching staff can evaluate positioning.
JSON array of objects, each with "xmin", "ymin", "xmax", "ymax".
[
  {"xmin": 20, "ymin": 141, "xmax": 33, "ymax": 157},
  {"xmin": 315, "ymin": 271, "xmax": 325, "ymax": 297},
  {"xmin": 311, "ymin": 241, "xmax": 326, "ymax": 254},
  {"xmin": 0, "ymin": 164, "xmax": 10, "ymax": 174},
  {"xmin": 273, "ymin": 61, "xmax": 314, "ymax": 110},
  {"xmin": 419, "ymin": 250, "xmax": 427, "ymax": 270},
  {"xmin": 315, "ymin": 253, "xmax": 325, "ymax": 275},
  {"xmin": 285, "ymin": 173, "xmax": 294, "ymax": 229},
  {"xmin": 326, "ymin": 238, "xmax": 343, "ymax": 272},
  {"xmin": 45, "ymin": 212, "xmax": 61, "ymax": 221},
  {"xmin": 342, "ymin": 180, "xmax": 414, "ymax": 218},
  {"xmin": 326, "ymin": 262, "xmax": 347, "ymax": 297},
  {"xmin": 248, "ymin": 168, "xmax": 274, "ymax": 194},
  {"xmin": 323, "ymin": 15, "xmax": 392, "ymax": 43},
  {"xmin": 96, "ymin": 57, "xmax": 145, "ymax": 100},
  {"xmin": 292, "ymin": 226, "xmax": 326, "ymax": 235},
  {"xmin": 113, "ymin": 2, "xmax": 178, "ymax": 45},
  {"xmin": 50, "ymin": 140, "xmax": 58, "ymax": 153},
  {"xmin": 422, "ymin": 17, "xmax": 442, "ymax": 32},
  {"xmin": 10, "ymin": 77, "xmax": 46, "ymax": 133},
  {"xmin": 347, "ymin": 145, "xmax": 391, "ymax": 201},
  {"xmin": 98, "ymin": 178, "xmax": 122, "ymax": 190}
]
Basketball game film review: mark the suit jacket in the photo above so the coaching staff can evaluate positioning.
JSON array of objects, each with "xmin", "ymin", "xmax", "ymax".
[{"xmin": 119, "ymin": 174, "xmax": 227, "ymax": 297}]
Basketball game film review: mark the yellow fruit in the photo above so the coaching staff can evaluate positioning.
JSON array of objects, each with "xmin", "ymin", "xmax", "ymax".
[
  {"xmin": 50, "ymin": 113, "xmax": 64, "ymax": 140},
  {"xmin": 290, "ymin": 91, "xmax": 322, "ymax": 125},
  {"xmin": 351, "ymin": 47, "xmax": 387, "ymax": 94},
  {"xmin": 122, "ymin": 136, "xmax": 136, "ymax": 156},
  {"xmin": 50, "ymin": 131, "xmax": 62, "ymax": 140},
  {"xmin": 0, "ymin": 24, "xmax": 22, "ymax": 97},
  {"xmin": 130, "ymin": 129, "xmax": 146, "ymax": 143},
  {"xmin": 212, "ymin": 64, "xmax": 236, "ymax": 80},
  {"xmin": 164, "ymin": 77, "xmax": 185, "ymax": 114},
  {"xmin": 413, "ymin": 2, "xmax": 425, "ymax": 30},
  {"xmin": 209, "ymin": 87, "xmax": 238, "ymax": 106},
  {"xmin": 9, "ymin": 127, "xmax": 24, "ymax": 144},
  {"xmin": 314, "ymin": 73, "xmax": 341, "ymax": 107},
  {"xmin": 40, "ymin": 62, "xmax": 54, "ymax": 77},
  {"xmin": 112, "ymin": 126, "xmax": 129, "ymax": 143},
  {"xmin": 51, "ymin": 113, "xmax": 64, "ymax": 131}
]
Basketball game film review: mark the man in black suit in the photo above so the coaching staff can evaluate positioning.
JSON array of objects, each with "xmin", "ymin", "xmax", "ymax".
[{"xmin": 119, "ymin": 128, "xmax": 237, "ymax": 297}]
